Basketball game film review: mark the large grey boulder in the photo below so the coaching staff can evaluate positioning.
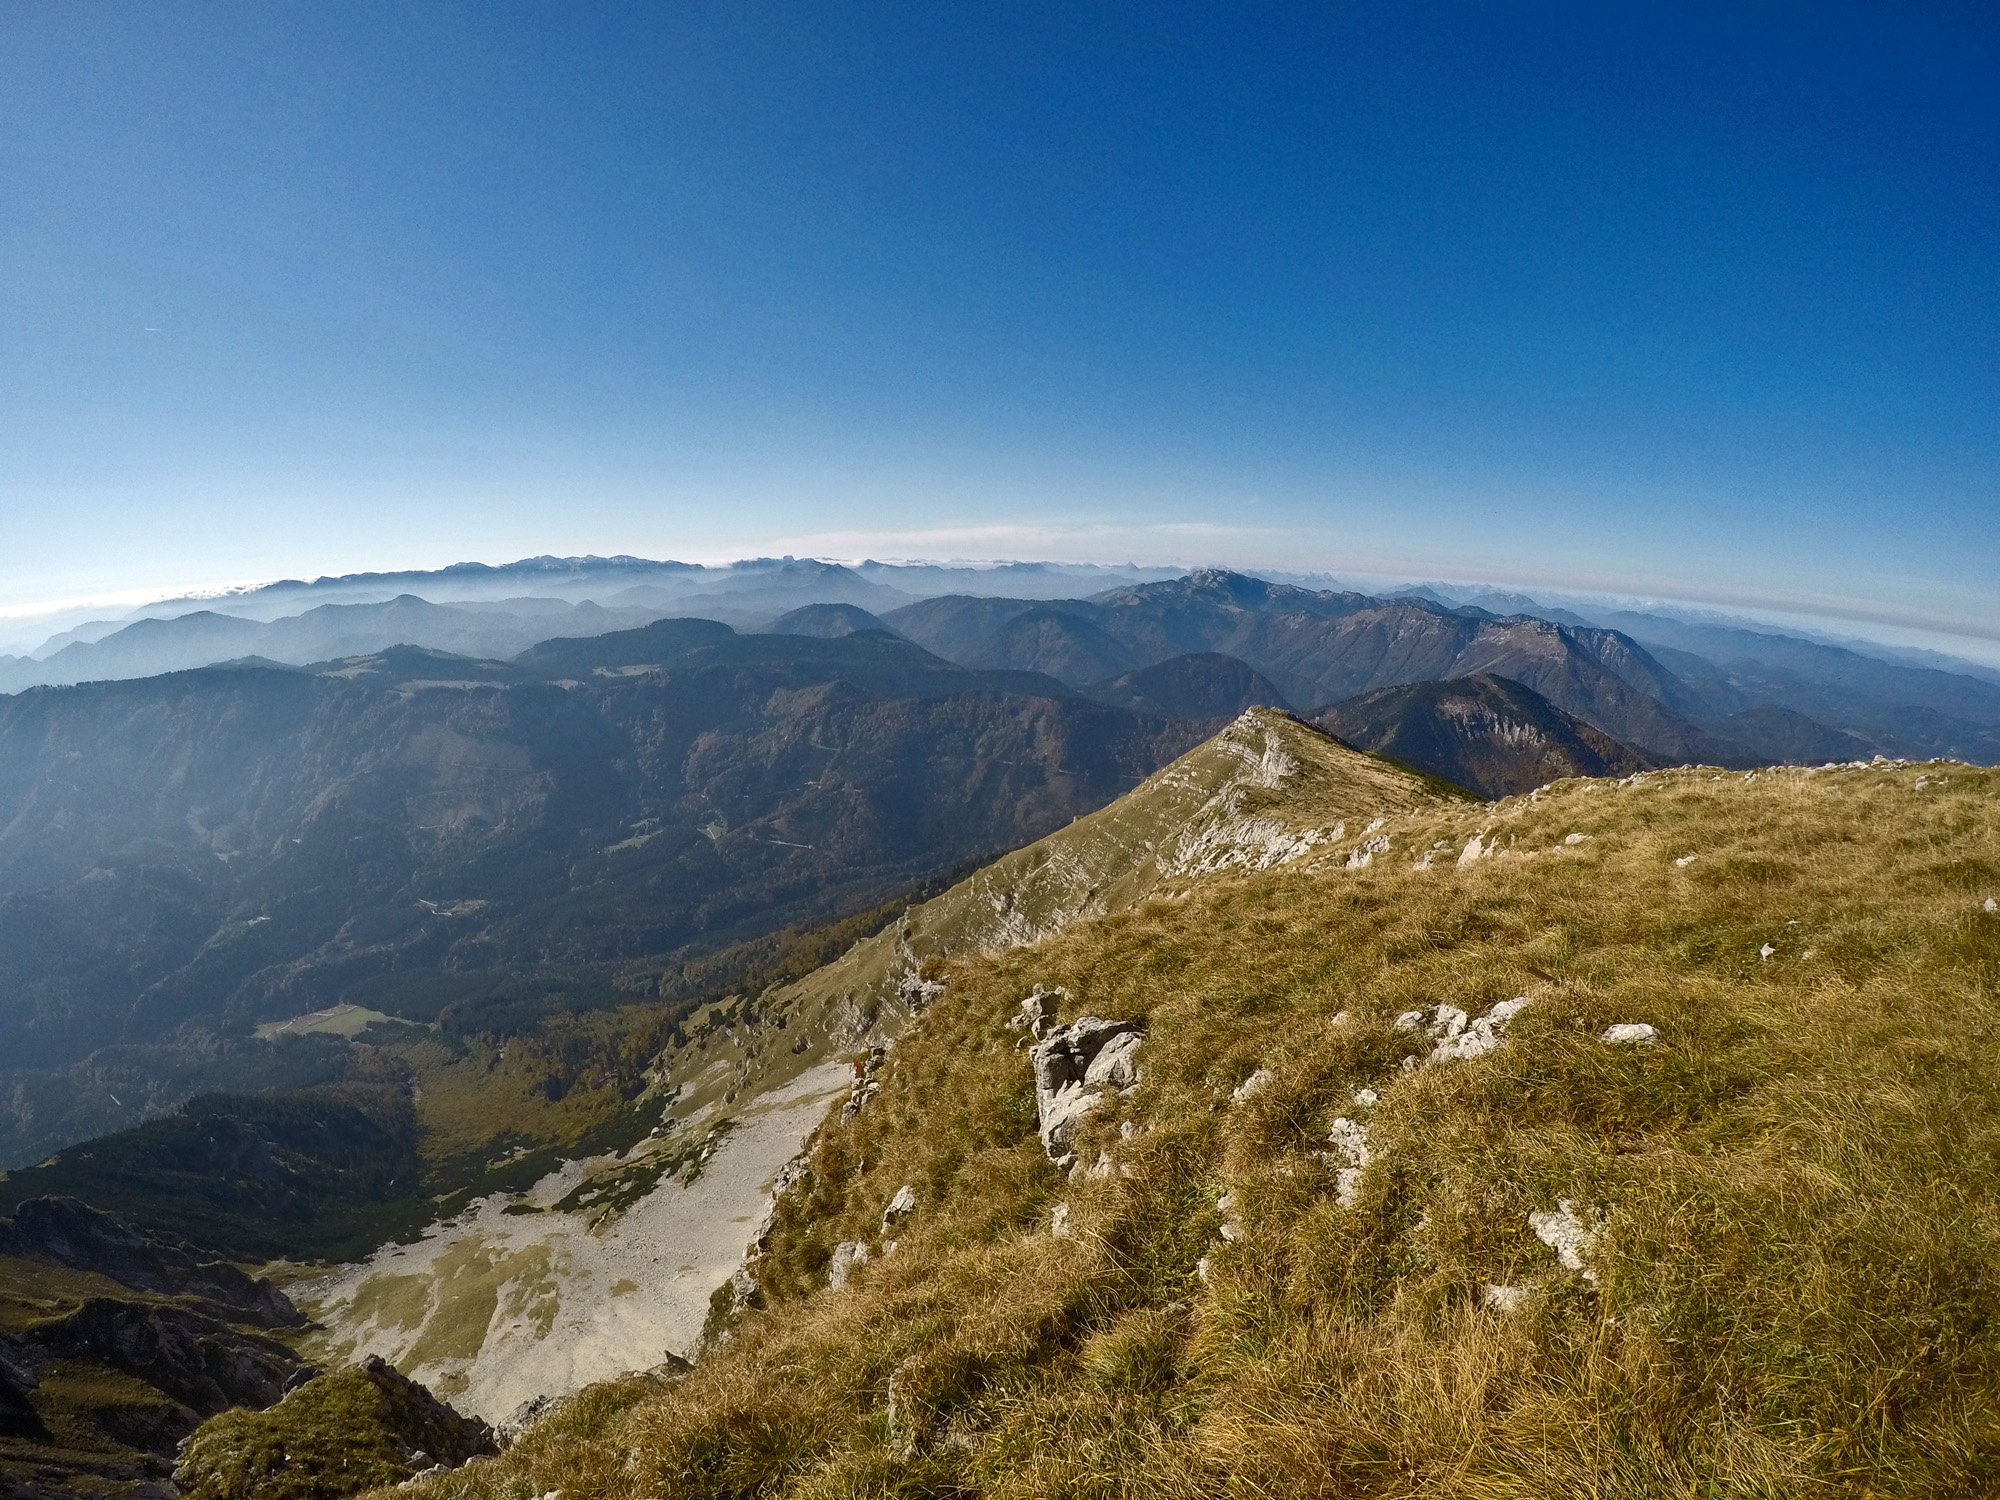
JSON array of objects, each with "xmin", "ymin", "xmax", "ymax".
[{"xmin": 1030, "ymin": 1014, "xmax": 1143, "ymax": 1169}]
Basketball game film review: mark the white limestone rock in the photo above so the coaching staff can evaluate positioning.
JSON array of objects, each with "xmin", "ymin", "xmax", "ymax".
[
  {"xmin": 827, "ymin": 1240, "xmax": 871, "ymax": 1290},
  {"xmin": 1600, "ymin": 1022, "xmax": 1658, "ymax": 1046},
  {"xmin": 882, "ymin": 1184, "xmax": 917, "ymax": 1230},
  {"xmin": 1412, "ymin": 997, "xmax": 1530, "ymax": 1065},
  {"xmin": 1529, "ymin": 1199, "xmax": 1603, "ymax": 1281},
  {"xmin": 1031, "ymin": 1015, "xmax": 1144, "ymax": 1168},
  {"xmin": 1326, "ymin": 1116, "xmax": 1371, "ymax": 1207},
  {"xmin": 1008, "ymin": 986, "xmax": 1064, "ymax": 1040},
  {"xmin": 899, "ymin": 974, "xmax": 947, "ymax": 1013},
  {"xmin": 1231, "ymin": 1068, "xmax": 1275, "ymax": 1103}
]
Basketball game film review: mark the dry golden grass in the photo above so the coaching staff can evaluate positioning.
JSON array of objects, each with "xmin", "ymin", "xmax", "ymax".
[{"xmin": 379, "ymin": 760, "xmax": 2000, "ymax": 1499}]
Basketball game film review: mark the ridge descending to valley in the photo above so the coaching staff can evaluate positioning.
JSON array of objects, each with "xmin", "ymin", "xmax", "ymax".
[
  {"xmin": 288, "ymin": 710, "xmax": 1454, "ymax": 1430},
  {"xmin": 357, "ymin": 744, "xmax": 2000, "ymax": 1500}
]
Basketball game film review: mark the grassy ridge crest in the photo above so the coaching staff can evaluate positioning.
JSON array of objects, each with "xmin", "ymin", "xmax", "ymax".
[{"xmin": 377, "ymin": 754, "xmax": 2000, "ymax": 1498}]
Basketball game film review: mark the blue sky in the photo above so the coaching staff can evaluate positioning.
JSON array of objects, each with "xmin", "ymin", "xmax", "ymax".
[{"xmin": 3, "ymin": 2, "xmax": 1996, "ymax": 647}]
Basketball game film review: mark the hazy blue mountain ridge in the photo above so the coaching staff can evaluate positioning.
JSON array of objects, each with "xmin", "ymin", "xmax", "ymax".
[{"xmin": 0, "ymin": 622, "xmax": 1206, "ymax": 1163}]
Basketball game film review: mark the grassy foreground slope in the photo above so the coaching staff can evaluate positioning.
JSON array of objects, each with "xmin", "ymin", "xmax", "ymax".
[{"xmin": 395, "ymin": 755, "xmax": 1999, "ymax": 1499}]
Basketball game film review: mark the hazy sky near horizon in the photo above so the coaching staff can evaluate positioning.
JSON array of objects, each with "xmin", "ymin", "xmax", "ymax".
[{"xmin": 3, "ymin": 3, "xmax": 1997, "ymax": 644}]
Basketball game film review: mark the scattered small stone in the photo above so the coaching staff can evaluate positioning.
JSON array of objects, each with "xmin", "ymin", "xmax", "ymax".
[
  {"xmin": 899, "ymin": 974, "xmax": 947, "ymax": 1012},
  {"xmin": 1564, "ymin": 832, "xmax": 1588, "ymax": 845},
  {"xmin": 1600, "ymin": 1023, "xmax": 1658, "ymax": 1046},
  {"xmin": 1529, "ymin": 1199, "xmax": 1603, "ymax": 1281},
  {"xmin": 1326, "ymin": 1116, "xmax": 1371, "ymax": 1207},
  {"xmin": 1351, "ymin": 1087, "xmax": 1379, "ymax": 1108},
  {"xmin": 1760, "ymin": 943, "xmax": 1777, "ymax": 961},
  {"xmin": 1986, "ymin": 898, "xmax": 1997, "ymax": 913},
  {"xmin": 882, "ymin": 1184, "xmax": 917, "ymax": 1230},
  {"xmin": 841, "ymin": 1044, "xmax": 888, "ymax": 1122},
  {"xmin": 827, "ymin": 1241, "xmax": 870, "ymax": 1290},
  {"xmin": 1422, "ymin": 997, "xmax": 1531, "ymax": 1064},
  {"xmin": 1050, "ymin": 1203, "xmax": 1071, "ymax": 1237},
  {"xmin": 1347, "ymin": 833, "xmax": 1390, "ymax": 868},
  {"xmin": 1456, "ymin": 833, "xmax": 1488, "ymax": 868},
  {"xmin": 1479, "ymin": 1283, "xmax": 1532, "ymax": 1314},
  {"xmin": 1215, "ymin": 1191, "xmax": 1244, "ymax": 1242},
  {"xmin": 1231, "ymin": 1068, "xmax": 1275, "ymax": 1103},
  {"xmin": 1674, "ymin": 854, "xmax": 1697, "ymax": 868}
]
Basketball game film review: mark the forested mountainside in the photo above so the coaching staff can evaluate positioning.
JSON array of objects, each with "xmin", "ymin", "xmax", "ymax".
[
  {"xmin": 1316, "ymin": 674, "xmax": 1656, "ymax": 797},
  {"xmin": 0, "ymin": 621, "xmax": 1204, "ymax": 1166},
  {"xmin": 360, "ymin": 741, "xmax": 2000, "ymax": 1500}
]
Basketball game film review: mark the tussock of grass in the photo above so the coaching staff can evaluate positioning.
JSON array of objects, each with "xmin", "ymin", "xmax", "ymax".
[{"xmin": 379, "ymin": 760, "xmax": 2000, "ymax": 1498}]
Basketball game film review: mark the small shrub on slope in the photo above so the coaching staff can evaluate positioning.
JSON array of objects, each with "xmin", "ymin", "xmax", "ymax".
[{"xmin": 379, "ymin": 761, "xmax": 2000, "ymax": 1499}]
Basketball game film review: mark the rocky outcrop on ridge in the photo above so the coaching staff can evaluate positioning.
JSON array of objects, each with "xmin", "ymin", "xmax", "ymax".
[{"xmin": 1019, "ymin": 995, "xmax": 1143, "ymax": 1170}]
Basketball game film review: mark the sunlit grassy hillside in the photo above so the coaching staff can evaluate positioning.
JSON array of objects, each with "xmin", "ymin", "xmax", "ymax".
[{"xmin": 391, "ymin": 756, "xmax": 2000, "ymax": 1498}]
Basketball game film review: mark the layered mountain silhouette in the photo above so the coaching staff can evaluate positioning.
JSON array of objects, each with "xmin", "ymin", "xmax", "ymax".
[
  {"xmin": 11, "ymin": 560, "xmax": 1996, "ymax": 765},
  {"xmin": 1314, "ymin": 674, "xmax": 1655, "ymax": 797},
  {"xmin": 887, "ymin": 570, "xmax": 1722, "ymax": 761}
]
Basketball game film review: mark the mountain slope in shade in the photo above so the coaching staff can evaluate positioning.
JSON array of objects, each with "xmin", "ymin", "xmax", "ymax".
[
  {"xmin": 1716, "ymin": 704, "xmax": 1878, "ymax": 765},
  {"xmin": 947, "ymin": 606, "xmax": 1139, "ymax": 687},
  {"xmin": 1083, "ymin": 651, "xmax": 1292, "ymax": 718},
  {"xmin": 0, "ymin": 595, "xmax": 667, "ymax": 692},
  {"xmin": 1313, "ymin": 674, "xmax": 1656, "ymax": 798}
]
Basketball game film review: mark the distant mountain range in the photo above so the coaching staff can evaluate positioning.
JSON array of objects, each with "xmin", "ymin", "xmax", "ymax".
[
  {"xmin": 9, "ymin": 557, "xmax": 1997, "ymax": 765},
  {"xmin": 882, "ymin": 570, "xmax": 2000, "ymax": 765}
]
